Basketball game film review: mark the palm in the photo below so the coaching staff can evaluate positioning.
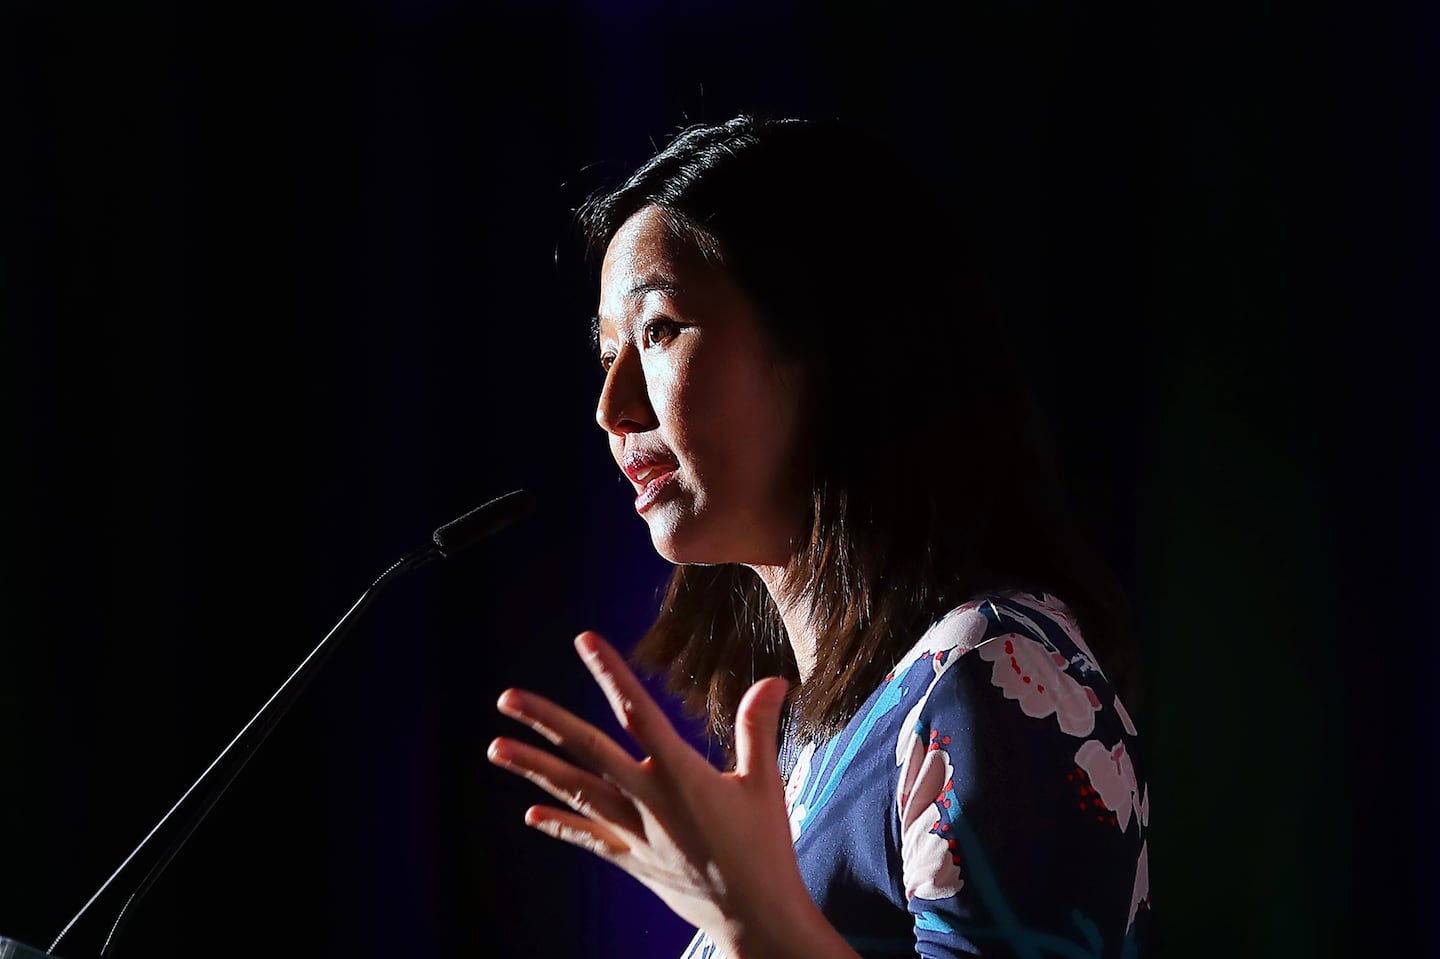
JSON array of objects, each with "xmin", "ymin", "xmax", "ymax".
[{"xmin": 488, "ymin": 632, "xmax": 810, "ymax": 951}]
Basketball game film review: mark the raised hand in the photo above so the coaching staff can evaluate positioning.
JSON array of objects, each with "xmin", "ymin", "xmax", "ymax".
[{"xmin": 487, "ymin": 631, "xmax": 858, "ymax": 959}]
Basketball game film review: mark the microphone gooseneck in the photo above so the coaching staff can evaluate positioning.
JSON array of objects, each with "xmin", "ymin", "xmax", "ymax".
[{"xmin": 48, "ymin": 491, "xmax": 534, "ymax": 958}]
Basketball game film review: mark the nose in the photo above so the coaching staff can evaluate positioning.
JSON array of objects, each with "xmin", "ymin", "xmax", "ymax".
[{"xmin": 595, "ymin": 346, "xmax": 657, "ymax": 436}]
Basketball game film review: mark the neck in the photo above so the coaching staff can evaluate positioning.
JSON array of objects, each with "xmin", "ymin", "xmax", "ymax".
[{"xmin": 749, "ymin": 562, "xmax": 819, "ymax": 684}]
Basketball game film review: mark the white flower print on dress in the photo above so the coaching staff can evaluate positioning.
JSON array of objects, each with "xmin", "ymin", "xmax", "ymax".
[
  {"xmin": 897, "ymin": 735, "xmax": 963, "ymax": 901},
  {"xmin": 886, "ymin": 602, "xmax": 988, "ymax": 688},
  {"xmin": 903, "ymin": 804, "xmax": 964, "ymax": 902},
  {"xmin": 1129, "ymin": 841, "xmax": 1150, "ymax": 932},
  {"xmin": 998, "ymin": 593, "xmax": 1104, "ymax": 679},
  {"xmin": 785, "ymin": 741, "xmax": 816, "ymax": 840},
  {"xmin": 1008, "ymin": 590, "xmax": 1094, "ymax": 665},
  {"xmin": 1113, "ymin": 693, "xmax": 1138, "ymax": 737},
  {"xmin": 888, "ymin": 606, "xmax": 989, "ymax": 769},
  {"xmin": 896, "ymin": 700, "xmax": 928, "ymax": 771},
  {"xmin": 1073, "ymin": 738, "xmax": 1147, "ymax": 834},
  {"xmin": 977, "ymin": 632, "xmax": 1102, "ymax": 737}
]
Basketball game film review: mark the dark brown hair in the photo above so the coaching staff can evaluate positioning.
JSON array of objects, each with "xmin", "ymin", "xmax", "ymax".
[{"xmin": 578, "ymin": 115, "xmax": 1135, "ymax": 750}]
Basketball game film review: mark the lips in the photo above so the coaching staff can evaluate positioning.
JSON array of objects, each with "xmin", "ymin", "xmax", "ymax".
[
  {"xmin": 621, "ymin": 449, "xmax": 680, "ymax": 512},
  {"xmin": 621, "ymin": 450, "xmax": 679, "ymax": 488},
  {"xmin": 633, "ymin": 463, "xmax": 671, "ymax": 485}
]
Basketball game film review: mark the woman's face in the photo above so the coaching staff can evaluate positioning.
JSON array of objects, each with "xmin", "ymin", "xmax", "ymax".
[{"xmin": 594, "ymin": 205, "xmax": 810, "ymax": 567}]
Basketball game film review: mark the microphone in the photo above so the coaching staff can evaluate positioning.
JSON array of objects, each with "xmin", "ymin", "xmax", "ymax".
[
  {"xmin": 433, "ymin": 490, "xmax": 535, "ymax": 555},
  {"xmin": 46, "ymin": 490, "xmax": 536, "ymax": 957}
]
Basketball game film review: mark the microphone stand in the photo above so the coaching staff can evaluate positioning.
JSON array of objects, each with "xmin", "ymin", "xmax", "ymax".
[{"xmin": 32, "ymin": 490, "xmax": 534, "ymax": 957}]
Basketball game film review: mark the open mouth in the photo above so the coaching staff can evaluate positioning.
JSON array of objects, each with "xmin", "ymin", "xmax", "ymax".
[
  {"xmin": 633, "ymin": 467, "xmax": 679, "ymax": 513},
  {"xmin": 633, "ymin": 464, "xmax": 672, "ymax": 486},
  {"xmin": 623, "ymin": 450, "xmax": 676, "ymax": 483}
]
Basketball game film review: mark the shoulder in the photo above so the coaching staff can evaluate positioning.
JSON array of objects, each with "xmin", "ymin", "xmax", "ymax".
[
  {"xmin": 891, "ymin": 592, "xmax": 1148, "ymax": 864},
  {"xmin": 894, "ymin": 594, "xmax": 1152, "ymax": 950},
  {"xmin": 887, "ymin": 590, "xmax": 1109, "ymax": 690},
  {"xmin": 893, "ymin": 589, "xmax": 1135, "ymax": 744},
  {"xmin": 977, "ymin": 590, "xmax": 1107, "ymax": 674},
  {"xmin": 882, "ymin": 597, "xmax": 993, "ymax": 686},
  {"xmin": 890, "ymin": 590, "xmax": 1144, "ymax": 822}
]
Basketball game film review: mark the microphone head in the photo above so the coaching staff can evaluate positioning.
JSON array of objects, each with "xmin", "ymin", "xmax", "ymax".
[{"xmin": 432, "ymin": 489, "xmax": 536, "ymax": 556}]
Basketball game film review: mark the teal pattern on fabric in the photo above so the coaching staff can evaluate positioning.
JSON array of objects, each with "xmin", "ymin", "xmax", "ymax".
[
  {"xmin": 798, "ymin": 734, "xmax": 843, "ymax": 814},
  {"xmin": 915, "ymin": 911, "xmax": 957, "ymax": 934},
  {"xmin": 928, "ymin": 803, "xmax": 1107, "ymax": 959},
  {"xmin": 792, "ymin": 673, "xmax": 908, "ymax": 839},
  {"xmin": 681, "ymin": 593, "xmax": 1151, "ymax": 959}
]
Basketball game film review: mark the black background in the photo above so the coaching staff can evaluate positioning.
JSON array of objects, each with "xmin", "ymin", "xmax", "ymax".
[{"xmin": 2, "ymin": 1, "xmax": 1436, "ymax": 957}]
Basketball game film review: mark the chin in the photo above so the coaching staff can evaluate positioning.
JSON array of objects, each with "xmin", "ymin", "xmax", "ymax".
[
  {"xmin": 645, "ymin": 510, "xmax": 789, "ymax": 567},
  {"xmin": 645, "ymin": 511, "xmax": 729, "ymax": 566},
  {"xmin": 647, "ymin": 525, "xmax": 710, "ymax": 566}
]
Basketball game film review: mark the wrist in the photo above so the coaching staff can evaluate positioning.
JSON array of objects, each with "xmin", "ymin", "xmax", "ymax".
[{"xmin": 722, "ymin": 890, "xmax": 862, "ymax": 959}]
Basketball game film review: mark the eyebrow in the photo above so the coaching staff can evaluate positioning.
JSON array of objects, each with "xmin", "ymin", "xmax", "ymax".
[
  {"xmin": 626, "ymin": 278, "xmax": 679, "ymax": 299},
  {"xmin": 589, "ymin": 277, "xmax": 681, "ymax": 345}
]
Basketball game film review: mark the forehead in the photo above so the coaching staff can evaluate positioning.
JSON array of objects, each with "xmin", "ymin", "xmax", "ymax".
[{"xmin": 596, "ymin": 207, "xmax": 713, "ymax": 333}]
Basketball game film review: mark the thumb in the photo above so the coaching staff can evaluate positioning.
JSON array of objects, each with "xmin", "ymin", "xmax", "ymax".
[{"xmin": 734, "ymin": 676, "xmax": 790, "ymax": 782}]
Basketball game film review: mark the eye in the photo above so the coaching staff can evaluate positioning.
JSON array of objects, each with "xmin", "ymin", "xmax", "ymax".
[
  {"xmin": 643, "ymin": 318, "xmax": 679, "ymax": 348},
  {"xmin": 599, "ymin": 350, "xmax": 616, "ymax": 372}
]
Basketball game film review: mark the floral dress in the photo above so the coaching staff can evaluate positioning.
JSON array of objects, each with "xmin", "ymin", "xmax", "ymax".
[{"xmin": 680, "ymin": 591, "xmax": 1152, "ymax": 959}]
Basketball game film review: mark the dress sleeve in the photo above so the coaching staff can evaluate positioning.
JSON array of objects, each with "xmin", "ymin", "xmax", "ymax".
[{"xmin": 893, "ymin": 604, "xmax": 1150, "ymax": 958}]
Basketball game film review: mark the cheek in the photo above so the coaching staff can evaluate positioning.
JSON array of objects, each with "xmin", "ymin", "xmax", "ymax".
[
  {"xmin": 650, "ymin": 355, "xmax": 694, "ymax": 442},
  {"xmin": 691, "ymin": 365, "xmax": 801, "ymax": 480}
]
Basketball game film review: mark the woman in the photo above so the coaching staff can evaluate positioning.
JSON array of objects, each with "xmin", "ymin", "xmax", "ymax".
[{"xmin": 487, "ymin": 116, "xmax": 1151, "ymax": 959}]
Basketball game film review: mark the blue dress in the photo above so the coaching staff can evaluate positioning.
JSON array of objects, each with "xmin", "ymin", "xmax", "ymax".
[{"xmin": 681, "ymin": 591, "xmax": 1152, "ymax": 958}]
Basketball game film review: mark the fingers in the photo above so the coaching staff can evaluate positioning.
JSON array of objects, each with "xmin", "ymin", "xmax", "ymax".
[
  {"xmin": 573, "ymin": 631, "xmax": 686, "ymax": 765},
  {"xmin": 523, "ymin": 805, "xmax": 632, "ymax": 862},
  {"xmin": 734, "ymin": 677, "xmax": 790, "ymax": 783},
  {"xmin": 488, "ymin": 736, "xmax": 644, "ymax": 836},
  {"xmin": 496, "ymin": 687, "xmax": 648, "ymax": 794}
]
